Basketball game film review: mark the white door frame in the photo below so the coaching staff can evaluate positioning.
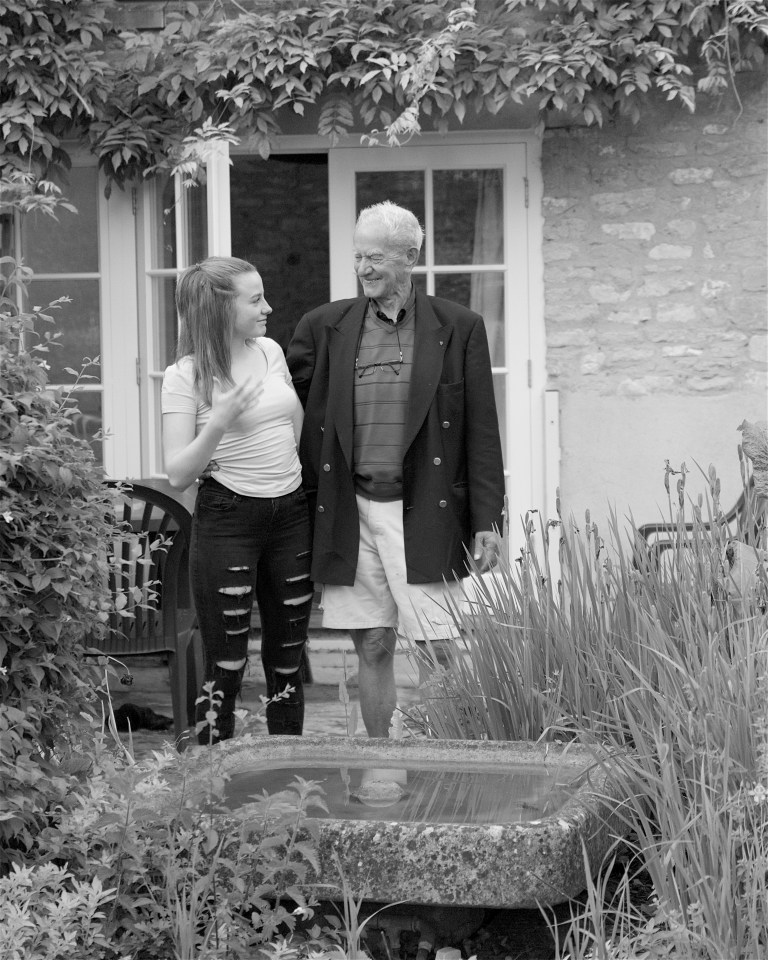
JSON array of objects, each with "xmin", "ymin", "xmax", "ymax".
[
  {"xmin": 328, "ymin": 132, "xmax": 550, "ymax": 540},
  {"xmin": 99, "ymin": 177, "xmax": 141, "ymax": 479},
  {"xmin": 136, "ymin": 149, "xmax": 232, "ymax": 478}
]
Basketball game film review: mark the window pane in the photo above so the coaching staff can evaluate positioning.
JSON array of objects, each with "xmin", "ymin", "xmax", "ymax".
[
  {"xmin": 433, "ymin": 169, "xmax": 504, "ymax": 266},
  {"xmin": 356, "ymin": 171, "xmax": 426, "ymax": 265},
  {"xmin": 151, "ymin": 275, "xmax": 178, "ymax": 369},
  {"xmin": 434, "ymin": 272, "xmax": 505, "ymax": 367},
  {"xmin": 28, "ymin": 279, "xmax": 101, "ymax": 383},
  {"xmin": 21, "ymin": 166, "xmax": 99, "ymax": 273},
  {"xmin": 152, "ymin": 175, "xmax": 177, "ymax": 270},
  {"xmin": 151, "ymin": 375, "xmax": 164, "ymax": 469},
  {"xmin": 0, "ymin": 213, "xmax": 14, "ymax": 258},
  {"xmin": 185, "ymin": 183, "xmax": 207, "ymax": 265},
  {"xmin": 68, "ymin": 390, "xmax": 103, "ymax": 467},
  {"xmin": 231, "ymin": 154, "xmax": 329, "ymax": 352},
  {"xmin": 493, "ymin": 374, "xmax": 506, "ymax": 465}
]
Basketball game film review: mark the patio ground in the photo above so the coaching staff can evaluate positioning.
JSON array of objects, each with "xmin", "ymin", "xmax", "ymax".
[{"xmin": 108, "ymin": 628, "xmax": 424, "ymax": 758}]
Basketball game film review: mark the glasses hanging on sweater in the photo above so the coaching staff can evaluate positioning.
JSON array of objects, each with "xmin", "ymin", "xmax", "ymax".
[{"xmin": 355, "ymin": 320, "xmax": 403, "ymax": 378}]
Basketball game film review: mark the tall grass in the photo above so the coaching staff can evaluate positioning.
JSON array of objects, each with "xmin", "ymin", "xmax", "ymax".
[{"xmin": 406, "ymin": 445, "xmax": 768, "ymax": 959}]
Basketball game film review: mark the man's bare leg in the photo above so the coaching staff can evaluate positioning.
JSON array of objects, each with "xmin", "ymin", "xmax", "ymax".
[{"xmin": 351, "ymin": 626, "xmax": 397, "ymax": 737}]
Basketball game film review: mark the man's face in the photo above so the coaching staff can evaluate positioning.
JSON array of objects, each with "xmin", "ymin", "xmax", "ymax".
[{"xmin": 352, "ymin": 222, "xmax": 416, "ymax": 303}]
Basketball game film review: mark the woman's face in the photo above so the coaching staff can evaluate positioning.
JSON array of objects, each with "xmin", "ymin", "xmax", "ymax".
[{"xmin": 231, "ymin": 271, "xmax": 271, "ymax": 342}]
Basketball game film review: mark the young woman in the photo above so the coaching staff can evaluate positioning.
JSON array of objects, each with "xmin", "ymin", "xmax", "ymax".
[{"xmin": 162, "ymin": 257, "xmax": 313, "ymax": 743}]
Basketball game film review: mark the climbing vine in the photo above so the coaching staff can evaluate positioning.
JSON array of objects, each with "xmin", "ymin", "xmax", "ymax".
[{"xmin": 1, "ymin": 0, "xmax": 766, "ymax": 195}]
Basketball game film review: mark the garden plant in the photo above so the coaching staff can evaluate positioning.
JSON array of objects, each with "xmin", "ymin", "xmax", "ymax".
[
  {"xmin": 406, "ymin": 421, "xmax": 768, "ymax": 959},
  {"xmin": 1, "ymin": 0, "xmax": 766, "ymax": 196},
  {"xmin": 0, "ymin": 253, "xmax": 332, "ymax": 959}
]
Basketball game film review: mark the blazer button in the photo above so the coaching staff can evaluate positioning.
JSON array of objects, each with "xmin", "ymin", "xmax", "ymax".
[
  {"xmin": 433, "ymin": 457, "xmax": 441, "ymax": 465},
  {"xmin": 317, "ymin": 505, "xmax": 325, "ymax": 513},
  {"xmin": 442, "ymin": 421, "xmax": 450, "ymax": 429},
  {"xmin": 439, "ymin": 500, "xmax": 447, "ymax": 508},
  {"xmin": 323, "ymin": 464, "xmax": 331, "ymax": 471}
]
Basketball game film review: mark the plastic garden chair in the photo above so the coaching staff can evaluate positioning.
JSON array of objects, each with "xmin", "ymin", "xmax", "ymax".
[{"xmin": 96, "ymin": 481, "xmax": 200, "ymax": 742}]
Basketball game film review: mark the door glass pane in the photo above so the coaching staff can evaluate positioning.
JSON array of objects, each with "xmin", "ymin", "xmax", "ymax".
[
  {"xmin": 27, "ymin": 278, "xmax": 102, "ymax": 383},
  {"xmin": 0, "ymin": 213, "xmax": 14, "ymax": 258},
  {"xmin": 493, "ymin": 375, "xmax": 506, "ymax": 464},
  {"xmin": 434, "ymin": 272, "xmax": 505, "ymax": 367},
  {"xmin": 21, "ymin": 167, "xmax": 99, "ymax": 273},
  {"xmin": 356, "ymin": 171, "xmax": 426, "ymax": 266},
  {"xmin": 68, "ymin": 390, "xmax": 103, "ymax": 466},
  {"xmin": 153, "ymin": 175, "xmax": 177, "ymax": 269},
  {"xmin": 433, "ymin": 169, "xmax": 503, "ymax": 266},
  {"xmin": 185, "ymin": 183, "xmax": 207, "ymax": 265},
  {"xmin": 151, "ymin": 275, "xmax": 178, "ymax": 368},
  {"xmin": 231, "ymin": 154, "xmax": 329, "ymax": 352}
]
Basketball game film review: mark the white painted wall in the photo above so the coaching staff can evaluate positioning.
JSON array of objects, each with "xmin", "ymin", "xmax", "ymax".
[{"xmin": 558, "ymin": 390, "xmax": 766, "ymax": 541}]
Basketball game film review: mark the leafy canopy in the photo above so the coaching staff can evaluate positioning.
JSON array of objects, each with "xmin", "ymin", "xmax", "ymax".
[{"xmin": 1, "ymin": 0, "xmax": 766, "ymax": 192}]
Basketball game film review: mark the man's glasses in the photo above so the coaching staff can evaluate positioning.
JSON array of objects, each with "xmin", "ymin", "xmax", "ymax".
[
  {"xmin": 356, "ymin": 356, "xmax": 403, "ymax": 378},
  {"xmin": 355, "ymin": 321, "xmax": 403, "ymax": 378}
]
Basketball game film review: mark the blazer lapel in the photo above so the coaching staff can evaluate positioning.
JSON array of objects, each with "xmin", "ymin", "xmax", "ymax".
[
  {"xmin": 327, "ymin": 299, "xmax": 366, "ymax": 470},
  {"xmin": 404, "ymin": 291, "xmax": 452, "ymax": 452}
]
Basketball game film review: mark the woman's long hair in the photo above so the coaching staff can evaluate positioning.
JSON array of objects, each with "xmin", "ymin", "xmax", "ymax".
[{"xmin": 175, "ymin": 256, "xmax": 257, "ymax": 406}]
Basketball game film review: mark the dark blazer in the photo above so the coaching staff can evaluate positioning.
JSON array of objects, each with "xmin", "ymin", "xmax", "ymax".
[{"xmin": 287, "ymin": 289, "xmax": 505, "ymax": 585}]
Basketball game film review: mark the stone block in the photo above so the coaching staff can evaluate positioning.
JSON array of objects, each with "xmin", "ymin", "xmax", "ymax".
[
  {"xmin": 666, "ymin": 219, "xmax": 697, "ymax": 239},
  {"xmin": 668, "ymin": 167, "xmax": 714, "ymax": 185},
  {"xmin": 545, "ymin": 219, "xmax": 588, "ymax": 241},
  {"xmin": 580, "ymin": 352, "xmax": 606, "ymax": 374},
  {"xmin": 590, "ymin": 188, "xmax": 656, "ymax": 216},
  {"xmin": 543, "ymin": 242, "xmax": 578, "ymax": 262},
  {"xmin": 636, "ymin": 276, "xmax": 694, "ymax": 297},
  {"xmin": 607, "ymin": 306, "xmax": 652, "ymax": 324},
  {"xmin": 589, "ymin": 283, "xmax": 631, "ymax": 304},
  {"xmin": 687, "ymin": 375, "xmax": 736, "ymax": 392},
  {"xmin": 601, "ymin": 222, "xmax": 655, "ymax": 241},
  {"xmin": 749, "ymin": 335, "xmax": 768, "ymax": 364},
  {"xmin": 649, "ymin": 244, "xmax": 693, "ymax": 260},
  {"xmin": 657, "ymin": 303, "xmax": 697, "ymax": 324},
  {"xmin": 724, "ymin": 157, "xmax": 766, "ymax": 179}
]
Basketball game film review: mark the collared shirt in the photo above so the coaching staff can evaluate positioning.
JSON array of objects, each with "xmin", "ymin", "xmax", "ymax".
[{"xmin": 353, "ymin": 287, "xmax": 416, "ymax": 500}]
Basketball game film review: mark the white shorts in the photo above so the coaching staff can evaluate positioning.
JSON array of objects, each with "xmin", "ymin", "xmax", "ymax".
[{"xmin": 320, "ymin": 495, "xmax": 463, "ymax": 641}]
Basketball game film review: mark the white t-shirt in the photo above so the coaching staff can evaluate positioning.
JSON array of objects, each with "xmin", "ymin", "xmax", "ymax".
[{"xmin": 161, "ymin": 338, "xmax": 302, "ymax": 498}]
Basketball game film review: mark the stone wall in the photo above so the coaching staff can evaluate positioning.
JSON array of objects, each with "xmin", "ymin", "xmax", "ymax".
[{"xmin": 540, "ymin": 74, "xmax": 767, "ymax": 531}]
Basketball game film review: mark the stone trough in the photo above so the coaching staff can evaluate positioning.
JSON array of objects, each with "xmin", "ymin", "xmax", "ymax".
[{"xmin": 209, "ymin": 735, "xmax": 625, "ymax": 909}]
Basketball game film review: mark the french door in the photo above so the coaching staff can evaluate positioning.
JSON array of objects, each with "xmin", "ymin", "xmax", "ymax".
[
  {"xmin": 136, "ymin": 152, "xmax": 231, "ymax": 477},
  {"xmin": 328, "ymin": 138, "xmax": 542, "ymax": 541}
]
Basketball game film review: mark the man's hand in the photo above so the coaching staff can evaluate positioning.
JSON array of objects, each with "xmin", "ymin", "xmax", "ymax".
[{"xmin": 472, "ymin": 530, "xmax": 501, "ymax": 573}]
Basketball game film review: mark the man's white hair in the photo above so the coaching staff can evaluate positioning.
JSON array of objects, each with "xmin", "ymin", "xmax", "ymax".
[{"xmin": 355, "ymin": 200, "xmax": 424, "ymax": 253}]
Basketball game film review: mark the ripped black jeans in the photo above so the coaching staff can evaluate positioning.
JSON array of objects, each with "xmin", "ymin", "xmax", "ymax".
[{"xmin": 190, "ymin": 479, "xmax": 313, "ymax": 743}]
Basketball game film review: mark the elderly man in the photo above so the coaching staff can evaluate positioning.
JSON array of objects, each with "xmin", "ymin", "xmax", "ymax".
[{"xmin": 287, "ymin": 200, "xmax": 505, "ymax": 737}]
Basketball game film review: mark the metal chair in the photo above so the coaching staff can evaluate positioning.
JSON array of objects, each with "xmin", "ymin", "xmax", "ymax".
[
  {"xmin": 637, "ymin": 476, "xmax": 765, "ymax": 562},
  {"xmin": 96, "ymin": 482, "xmax": 200, "ymax": 742}
]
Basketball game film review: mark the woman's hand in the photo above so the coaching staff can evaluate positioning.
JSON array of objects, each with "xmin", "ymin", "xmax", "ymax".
[
  {"xmin": 210, "ymin": 375, "xmax": 264, "ymax": 430},
  {"xmin": 163, "ymin": 376, "xmax": 264, "ymax": 490}
]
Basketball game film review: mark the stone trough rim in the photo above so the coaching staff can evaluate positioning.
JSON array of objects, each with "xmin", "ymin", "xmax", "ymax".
[{"xmin": 194, "ymin": 734, "xmax": 627, "ymax": 909}]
